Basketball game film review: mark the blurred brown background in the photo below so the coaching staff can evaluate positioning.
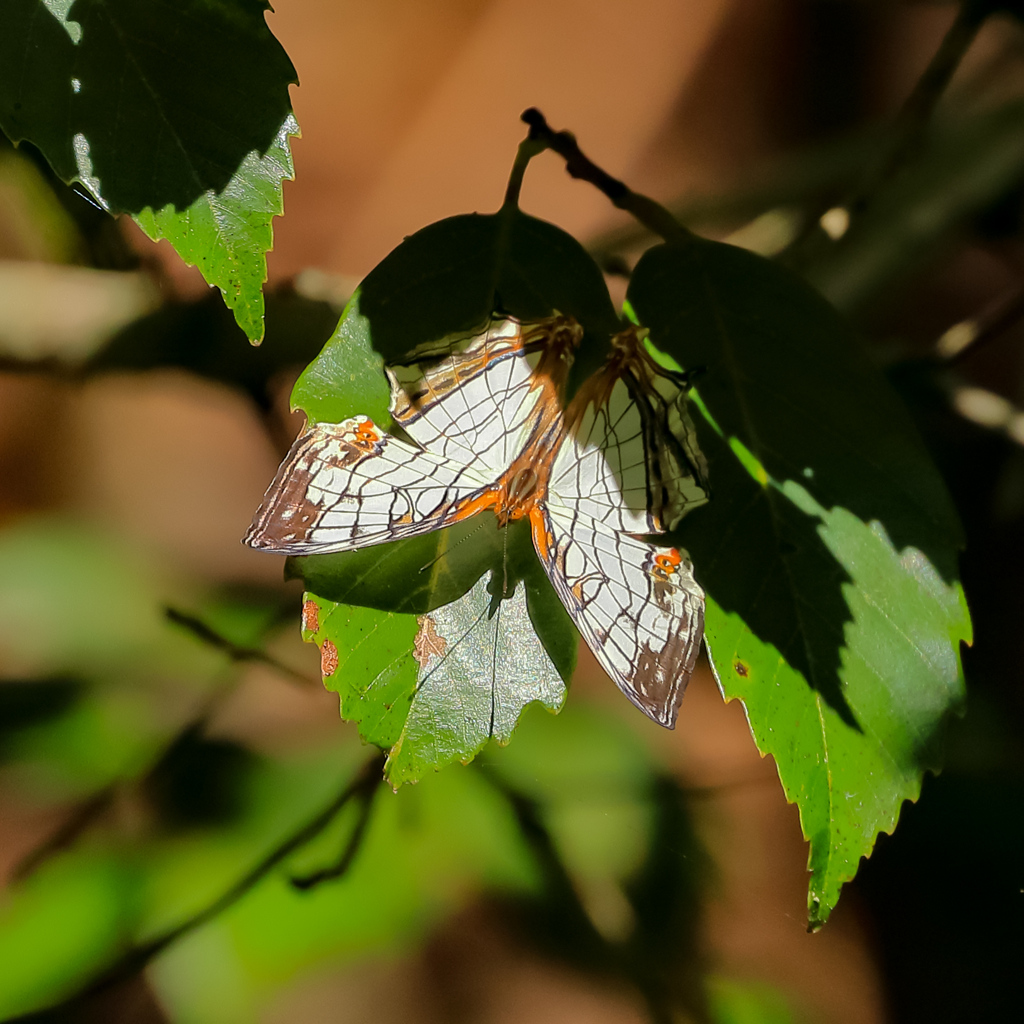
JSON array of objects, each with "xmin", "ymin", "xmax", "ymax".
[{"xmin": 3, "ymin": 1, "xmax": 1023, "ymax": 1022}]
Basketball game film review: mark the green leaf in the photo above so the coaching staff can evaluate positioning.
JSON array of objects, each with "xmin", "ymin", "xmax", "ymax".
[
  {"xmin": 298, "ymin": 520, "xmax": 576, "ymax": 785},
  {"xmin": 629, "ymin": 238, "xmax": 963, "ymax": 574},
  {"xmin": 0, "ymin": 0, "xmax": 299, "ymax": 343},
  {"xmin": 628, "ymin": 238, "xmax": 970, "ymax": 924},
  {"xmin": 0, "ymin": 0, "xmax": 297, "ymax": 214},
  {"xmin": 701, "ymin": 450, "xmax": 968, "ymax": 925},
  {"xmin": 675, "ymin": 408, "xmax": 968, "ymax": 925},
  {"xmin": 354, "ymin": 207, "xmax": 621, "ymax": 389},
  {"xmin": 385, "ymin": 571, "xmax": 566, "ymax": 786},
  {"xmin": 0, "ymin": 850, "xmax": 135, "ymax": 1019},
  {"xmin": 289, "ymin": 290, "xmax": 398, "ymax": 429},
  {"xmin": 132, "ymin": 114, "xmax": 298, "ymax": 343}
]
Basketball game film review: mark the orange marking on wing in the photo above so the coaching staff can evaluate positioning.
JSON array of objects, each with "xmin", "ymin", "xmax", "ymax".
[
  {"xmin": 529, "ymin": 507, "xmax": 554, "ymax": 563},
  {"xmin": 445, "ymin": 490, "xmax": 499, "ymax": 524},
  {"xmin": 652, "ymin": 548, "xmax": 682, "ymax": 580},
  {"xmin": 349, "ymin": 417, "xmax": 382, "ymax": 452}
]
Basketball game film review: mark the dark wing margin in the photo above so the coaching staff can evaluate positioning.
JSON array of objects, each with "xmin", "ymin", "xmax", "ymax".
[{"xmin": 531, "ymin": 503, "xmax": 704, "ymax": 728}]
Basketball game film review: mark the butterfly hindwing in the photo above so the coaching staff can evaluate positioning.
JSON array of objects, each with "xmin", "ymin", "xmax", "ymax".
[
  {"xmin": 388, "ymin": 316, "xmax": 580, "ymax": 477},
  {"xmin": 533, "ymin": 504, "xmax": 704, "ymax": 728}
]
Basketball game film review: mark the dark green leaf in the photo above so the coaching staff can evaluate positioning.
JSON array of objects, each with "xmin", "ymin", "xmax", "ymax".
[
  {"xmin": 0, "ymin": 0, "xmax": 299, "ymax": 342},
  {"xmin": 629, "ymin": 237, "xmax": 963, "ymax": 576},
  {"xmin": 0, "ymin": 0, "xmax": 297, "ymax": 214},
  {"xmin": 355, "ymin": 208, "xmax": 621, "ymax": 389},
  {"xmin": 628, "ymin": 239, "xmax": 970, "ymax": 923}
]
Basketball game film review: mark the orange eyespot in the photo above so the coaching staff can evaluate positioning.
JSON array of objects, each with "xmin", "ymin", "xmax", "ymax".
[
  {"xmin": 652, "ymin": 549, "xmax": 682, "ymax": 579},
  {"xmin": 351, "ymin": 418, "xmax": 381, "ymax": 447}
]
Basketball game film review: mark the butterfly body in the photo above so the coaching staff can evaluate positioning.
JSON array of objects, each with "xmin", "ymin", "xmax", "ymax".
[{"xmin": 245, "ymin": 314, "xmax": 708, "ymax": 728}]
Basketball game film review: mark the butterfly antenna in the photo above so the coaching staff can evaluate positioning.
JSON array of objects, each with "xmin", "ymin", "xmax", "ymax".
[
  {"xmin": 489, "ymin": 597, "xmax": 500, "ymax": 737},
  {"xmin": 416, "ymin": 518, "xmax": 490, "ymax": 574}
]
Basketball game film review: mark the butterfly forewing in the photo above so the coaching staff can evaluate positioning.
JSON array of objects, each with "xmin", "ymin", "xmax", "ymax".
[
  {"xmin": 560, "ymin": 327, "xmax": 709, "ymax": 534},
  {"xmin": 388, "ymin": 317, "xmax": 577, "ymax": 476},
  {"xmin": 244, "ymin": 417, "xmax": 493, "ymax": 554}
]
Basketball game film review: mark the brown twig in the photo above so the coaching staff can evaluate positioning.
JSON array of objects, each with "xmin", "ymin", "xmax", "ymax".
[
  {"xmin": 520, "ymin": 108, "xmax": 691, "ymax": 246},
  {"xmin": 10, "ymin": 785, "xmax": 117, "ymax": 883},
  {"xmin": 290, "ymin": 764, "xmax": 382, "ymax": 889},
  {"xmin": 6, "ymin": 751, "xmax": 387, "ymax": 1023},
  {"xmin": 164, "ymin": 606, "xmax": 318, "ymax": 687},
  {"xmin": 937, "ymin": 284, "xmax": 1024, "ymax": 364}
]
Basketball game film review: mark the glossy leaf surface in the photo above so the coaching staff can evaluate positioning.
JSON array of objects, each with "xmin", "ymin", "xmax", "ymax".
[
  {"xmin": 133, "ymin": 114, "xmax": 298, "ymax": 343},
  {"xmin": 288, "ymin": 288, "xmax": 586, "ymax": 783},
  {"xmin": 628, "ymin": 239, "xmax": 970, "ymax": 924},
  {"xmin": 0, "ymin": 0, "xmax": 298, "ymax": 342}
]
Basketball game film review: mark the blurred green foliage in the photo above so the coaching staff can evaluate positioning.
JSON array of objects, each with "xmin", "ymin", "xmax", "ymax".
[{"xmin": 2, "ymin": 2, "xmax": 1023, "ymax": 1022}]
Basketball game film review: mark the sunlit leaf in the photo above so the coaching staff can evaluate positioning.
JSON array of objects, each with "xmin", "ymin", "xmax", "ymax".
[
  {"xmin": 299, "ymin": 521, "xmax": 576, "ymax": 785},
  {"xmin": 628, "ymin": 238, "xmax": 970, "ymax": 924},
  {"xmin": 0, "ymin": 0, "xmax": 299, "ymax": 342},
  {"xmin": 133, "ymin": 114, "xmax": 298, "ymax": 343}
]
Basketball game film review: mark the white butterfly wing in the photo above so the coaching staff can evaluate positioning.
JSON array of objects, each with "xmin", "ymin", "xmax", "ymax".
[
  {"xmin": 388, "ymin": 316, "xmax": 580, "ymax": 477},
  {"xmin": 244, "ymin": 417, "xmax": 492, "ymax": 555},
  {"xmin": 536, "ymin": 325, "xmax": 708, "ymax": 727},
  {"xmin": 556, "ymin": 327, "xmax": 709, "ymax": 535},
  {"xmin": 533, "ymin": 503, "xmax": 704, "ymax": 728},
  {"xmin": 245, "ymin": 315, "xmax": 581, "ymax": 557}
]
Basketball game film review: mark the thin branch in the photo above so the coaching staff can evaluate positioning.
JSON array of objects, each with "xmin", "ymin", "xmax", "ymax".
[
  {"xmin": 785, "ymin": 1, "xmax": 988, "ymax": 263},
  {"xmin": 164, "ymin": 606, "xmax": 318, "ymax": 687},
  {"xmin": 936, "ymin": 284, "xmax": 1024, "ymax": 364},
  {"xmin": 10, "ymin": 785, "xmax": 117, "ymax": 883},
  {"xmin": 290, "ymin": 766, "xmax": 381, "ymax": 890},
  {"xmin": 7, "ymin": 752, "xmax": 386, "ymax": 1023},
  {"xmin": 520, "ymin": 108, "xmax": 691, "ymax": 246},
  {"xmin": 860, "ymin": 0, "xmax": 985, "ymax": 203},
  {"xmin": 504, "ymin": 135, "xmax": 547, "ymax": 208}
]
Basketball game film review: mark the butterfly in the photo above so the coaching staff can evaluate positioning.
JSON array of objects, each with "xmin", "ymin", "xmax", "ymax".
[{"xmin": 245, "ymin": 314, "xmax": 710, "ymax": 727}]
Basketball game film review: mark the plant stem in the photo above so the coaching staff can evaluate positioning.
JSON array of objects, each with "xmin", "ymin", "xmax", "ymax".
[
  {"xmin": 851, "ymin": 0, "xmax": 986, "ymax": 211},
  {"xmin": 164, "ymin": 606, "xmax": 318, "ymax": 687},
  {"xmin": 7, "ymin": 752, "xmax": 386, "ymax": 1023},
  {"xmin": 519, "ymin": 108, "xmax": 691, "ymax": 246},
  {"xmin": 290, "ymin": 767, "xmax": 381, "ymax": 889},
  {"xmin": 504, "ymin": 136, "xmax": 547, "ymax": 208}
]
